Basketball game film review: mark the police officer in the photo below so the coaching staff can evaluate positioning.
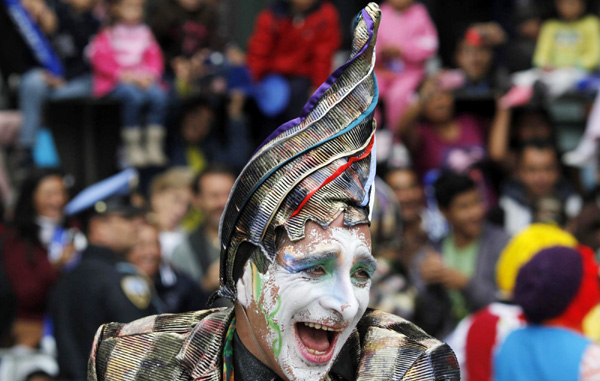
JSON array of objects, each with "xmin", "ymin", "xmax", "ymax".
[
  {"xmin": 51, "ymin": 196, "xmax": 160, "ymax": 381},
  {"xmin": 126, "ymin": 221, "xmax": 209, "ymax": 314}
]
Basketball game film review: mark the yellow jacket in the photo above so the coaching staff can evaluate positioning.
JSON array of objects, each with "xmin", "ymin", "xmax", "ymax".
[{"xmin": 534, "ymin": 15, "xmax": 600, "ymax": 70}]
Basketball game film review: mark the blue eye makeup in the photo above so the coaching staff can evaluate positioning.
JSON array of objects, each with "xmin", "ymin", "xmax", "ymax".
[
  {"xmin": 281, "ymin": 251, "xmax": 376, "ymax": 284},
  {"xmin": 282, "ymin": 252, "xmax": 338, "ymax": 274}
]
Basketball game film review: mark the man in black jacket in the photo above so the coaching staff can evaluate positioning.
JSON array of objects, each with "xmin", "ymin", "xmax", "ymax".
[{"xmin": 51, "ymin": 197, "xmax": 159, "ymax": 381}]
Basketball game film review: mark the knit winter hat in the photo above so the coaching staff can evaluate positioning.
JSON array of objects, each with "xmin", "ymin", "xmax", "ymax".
[
  {"xmin": 495, "ymin": 223, "xmax": 577, "ymax": 297},
  {"xmin": 513, "ymin": 246, "xmax": 583, "ymax": 324}
]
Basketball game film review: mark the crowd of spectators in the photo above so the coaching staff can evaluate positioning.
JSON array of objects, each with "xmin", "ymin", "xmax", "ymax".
[{"xmin": 1, "ymin": 0, "xmax": 600, "ymax": 379}]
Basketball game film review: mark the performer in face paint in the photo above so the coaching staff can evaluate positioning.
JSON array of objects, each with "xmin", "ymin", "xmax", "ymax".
[
  {"xmin": 88, "ymin": 4, "xmax": 459, "ymax": 380},
  {"xmin": 234, "ymin": 217, "xmax": 375, "ymax": 380}
]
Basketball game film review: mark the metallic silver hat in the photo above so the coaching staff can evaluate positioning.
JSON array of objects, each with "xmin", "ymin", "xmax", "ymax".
[{"xmin": 216, "ymin": 3, "xmax": 381, "ymax": 300}]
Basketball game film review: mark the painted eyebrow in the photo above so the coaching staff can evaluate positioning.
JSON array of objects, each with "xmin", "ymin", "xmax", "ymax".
[{"xmin": 282, "ymin": 251, "xmax": 339, "ymax": 272}]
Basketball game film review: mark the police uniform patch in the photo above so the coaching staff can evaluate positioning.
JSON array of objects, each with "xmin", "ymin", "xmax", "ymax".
[{"xmin": 121, "ymin": 276, "xmax": 151, "ymax": 309}]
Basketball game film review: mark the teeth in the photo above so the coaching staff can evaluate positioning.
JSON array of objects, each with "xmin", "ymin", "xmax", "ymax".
[
  {"xmin": 305, "ymin": 348, "xmax": 327, "ymax": 355},
  {"xmin": 303, "ymin": 322, "xmax": 344, "ymax": 332}
]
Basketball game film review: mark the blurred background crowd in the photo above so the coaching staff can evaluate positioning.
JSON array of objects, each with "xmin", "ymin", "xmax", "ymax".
[{"xmin": 1, "ymin": 0, "xmax": 600, "ymax": 379}]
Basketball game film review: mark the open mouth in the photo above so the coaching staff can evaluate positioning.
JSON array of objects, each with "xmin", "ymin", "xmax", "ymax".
[{"xmin": 295, "ymin": 322, "xmax": 344, "ymax": 363}]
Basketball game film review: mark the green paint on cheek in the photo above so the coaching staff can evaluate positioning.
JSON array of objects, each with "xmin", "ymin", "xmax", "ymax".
[
  {"xmin": 251, "ymin": 262, "xmax": 282, "ymax": 357},
  {"xmin": 261, "ymin": 295, "xmax": 282, "ymax": 357},
  {"xmin": 252, "ymin": 262, "xmax": 263, "ymax": 303}
]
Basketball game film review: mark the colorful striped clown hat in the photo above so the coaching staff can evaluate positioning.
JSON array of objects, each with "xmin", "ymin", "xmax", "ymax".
[{"xmin": 215, "ymin": 3, "xmax": 381, "ymax": 301}]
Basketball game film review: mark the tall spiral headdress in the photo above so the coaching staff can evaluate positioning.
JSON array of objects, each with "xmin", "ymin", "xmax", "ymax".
[{"xmin": 216, "ymin": 3, "xmax": 381, "ymax": 300}]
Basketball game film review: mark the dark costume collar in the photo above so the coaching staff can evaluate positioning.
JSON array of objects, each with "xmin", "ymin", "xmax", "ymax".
[{"xmin": 233, "ymin": 331, "xmax": 282, "ymax": 381}]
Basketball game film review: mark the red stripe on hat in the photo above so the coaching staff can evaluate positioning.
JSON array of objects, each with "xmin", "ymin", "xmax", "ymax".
[{"xmin": 290, "ymin": 137, "xmax": 374, "ymax": 218}]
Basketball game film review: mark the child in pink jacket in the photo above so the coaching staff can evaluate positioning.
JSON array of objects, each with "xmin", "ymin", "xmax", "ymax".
[
  {"xmin": 375, "ymin": 0, "xmax": 438, "ymax": 130},
  {"xmin": 89, "ymin": 0, "xmax": 168, "ymax": 167}
]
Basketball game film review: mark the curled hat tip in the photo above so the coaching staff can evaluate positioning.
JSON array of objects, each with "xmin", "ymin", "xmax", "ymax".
[{"xmin": 366, "ymin": 2, "xmax": 380, "ymax": 13}]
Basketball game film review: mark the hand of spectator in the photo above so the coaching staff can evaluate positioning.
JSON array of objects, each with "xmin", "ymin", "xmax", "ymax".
[
  {"xmin": 43, "ymin": 71, "xmax": 65, "ymax": 88},
  {"xmin": 440, "ymin": 267, "xmax": 470, "ymax": 290},
  {"xmin": 54, "ymin": 243, "xmax": 76, "ymax": 271},
  {"xmin": 125, "ymin": 72, "xmax": 154, "ymax": 89},
  {"xmin": 496, "ymin": 95, "xmax": 509, "ymax": 111},
  {"xmin": 202, "ymin": 260, "xmax": 221, "ymax": 292},
  {"xmin": 136, "ymin": 75, "xmax": 154, "ymax": 89},
  {"xmin": 419, "ymin": 250, "xmax": 445, "ymax": 284}
]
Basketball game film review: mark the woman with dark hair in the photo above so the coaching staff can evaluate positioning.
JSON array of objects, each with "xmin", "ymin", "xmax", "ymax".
[
  {"xmin": 396, "ymin": 73, "xmax": 488, "ymax": 179},
  {"xmin": 1, "ymin": 169, "xmax": 76, "ymax": 348}
]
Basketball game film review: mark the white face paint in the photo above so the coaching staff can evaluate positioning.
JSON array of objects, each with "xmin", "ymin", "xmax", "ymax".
[{"xmin": 236, "ymin": 217, "xmax": 375, "ymax": 380}]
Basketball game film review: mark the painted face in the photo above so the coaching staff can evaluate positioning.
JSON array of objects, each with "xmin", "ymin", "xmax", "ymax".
[{"xmin": 236, "ymin": 215, "xmax": 374, "ymax": 380}]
